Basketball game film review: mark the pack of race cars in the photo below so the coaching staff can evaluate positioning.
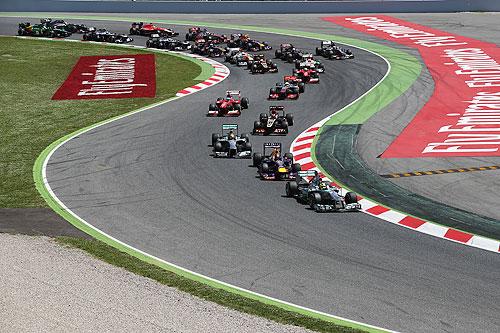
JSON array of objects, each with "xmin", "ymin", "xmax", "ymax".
[{"xmin": 17, "ymin": 19, "xmax": 360, "ymax": 213}]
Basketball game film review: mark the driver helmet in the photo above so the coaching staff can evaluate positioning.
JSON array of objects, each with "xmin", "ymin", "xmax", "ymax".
[
  {"xmin": 228, "ymin": 131, "xmax": 236, "ymax": 140},
  {"xmin": 270, "ymin": 109, "xmax": 278, "ymax": 118},
  {"xmin": 319, "ymin": 182, "xmax": 328, "ymax": 190}
]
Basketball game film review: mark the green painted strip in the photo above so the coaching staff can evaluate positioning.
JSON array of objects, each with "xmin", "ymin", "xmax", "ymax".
[{"xmin": 2, "ymin": 12, "xmax": 412, "ymax": 332}]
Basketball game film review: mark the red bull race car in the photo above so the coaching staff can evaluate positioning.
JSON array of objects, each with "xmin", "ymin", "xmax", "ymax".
[
  {"xmin": 208, "ymin": 90, "xmax": 250, "ymax": 117},
  {"xmin": 252, "ymin": 143, "xmax": 301, "ymax": 180}
]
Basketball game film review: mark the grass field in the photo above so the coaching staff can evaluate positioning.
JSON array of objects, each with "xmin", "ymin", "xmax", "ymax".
[{"xmin": 0, "ymin": 36, "xmax": 202, "ymax": 207}]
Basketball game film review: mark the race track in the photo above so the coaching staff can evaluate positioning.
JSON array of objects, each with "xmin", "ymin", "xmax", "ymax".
[{"xmin": 2, "ymin": 15, "xmax": 499, "ymax": 333}]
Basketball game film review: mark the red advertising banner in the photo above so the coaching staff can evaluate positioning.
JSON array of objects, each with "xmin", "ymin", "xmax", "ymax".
[
  {"xmin": 323, "ymin": 16, "xmax": 500, "ymax": 158},
  {"xmin": 52, "ymin": 54, "xmax": 156, "ymax": 100}
]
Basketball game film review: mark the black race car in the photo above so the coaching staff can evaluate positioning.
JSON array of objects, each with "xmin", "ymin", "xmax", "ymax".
[
  {"xmin": 253, "ymin": 106, "xmax": 293, "ymax": 135},
  {"xmin": 275, "ymin": 43, "xmax": 306, "ymax": 63},
  {"xmin": 252, "ymin": 143, "xmax": 301, "ymax": 180},
  {"xmin": 83, "ymin": 28, "xmax": 133, "ymax": 44},
  {"xmin": 247, "ymin": 54, "xmax": 278, "ymax": 74},
  {"xmin": 186, "ymin": 27, "xmax": 228, "ymax": 44},
  {"xmin": 211, "ymin": 124, "xmax": 252, "ymax": 158},
  {"xmin": 285, "ymin": 170, "xmax": 361, "ymax": 212},
  {"xmin": 192, "ymin": 41, "xmax": 225, "ymax": 57},
  {"xmin": 41, "ymin": 18, "xmax": 89, "ymax": 33},
  {"xmin": 146, "ymin": 34, "xmax": 191, "ymax": 50},
  {"xmin": 316, "ymin": 40, "xmax": 354, "ymax": 60}
]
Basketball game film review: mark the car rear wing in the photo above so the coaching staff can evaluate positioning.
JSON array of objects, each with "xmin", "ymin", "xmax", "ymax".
[
  {"xmin": 150, "ymin": 33, "xmax": 160, "ymax": 38},
  {"xmin": 297, "ymin": 170, "xmax": 317, "ymax": 178},
  {"xmin": 264, "ymin": 142, "xmax": 281, "ymax": 148},
  {"xmin": 226, "ymin": 90, "xmax": 241, "ymax": 95},
  {"xmin": 270, "ymin": 106, "xmax": 285, "ymax": 116},
  {"xmin": 222, "ymin": 124, "xmax": 238, "ymax": 135}
]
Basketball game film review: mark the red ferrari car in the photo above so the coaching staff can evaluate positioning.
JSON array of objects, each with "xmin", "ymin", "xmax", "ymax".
[
  {"xmin": 129, "ymin": 22, "xmax": 178, "ymax": 37},
  {"xmin": 208, "ymin": 91, "xmax": 250, "ymax": 117},
  {"xmin": 293, "ymin": 68, "xmax": 320, "ymax": 83}
]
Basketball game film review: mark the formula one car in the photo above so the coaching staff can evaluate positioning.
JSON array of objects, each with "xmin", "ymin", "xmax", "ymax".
[
  {"xmin": 146, "ymin": 34, "xmax": 191, "ymax": 50},
  {"xmin": 41, "ymin": 18, "xmax": 89, "ymax": 33},
  {"xmin": 192, "ymin": 41, "xmax": 225, "ymax": 57},
  {"xmin": 226, "ymin": 51, "xmax": 254, "ymax": 66},
  {"xmin": 18, "ymin": 22, "xmax": 71, "ymax": 38},
  {"xmin": 253, "ymin": 106, "xmax": 293, "ymax": 135},
  {"xmin": 252, "ymin": 143, "xmax": 301, "ymax": 180},
  {"xmin": 268, "ymin": 76, "xmax": 305, "ymax": 100},
  {"xmin": 208, "ymin": 91, "xmax": 250, "ymax": 117},
  {"xmin": 227, "ymin": 34, "xmax": 272, "ymax": 51},
  {"xmin": 316, "ymin": 41, "xmax": 353, "ymax": 60},
  {"xmin": 293, "ymin": 68, "xmax": 320, "ymax": 84},
  {"xmin": 211, "ymin": 124, "xmax": 252, "ymax": 158},
  {"xmin": 285, "ymin": 170, "xmax": 361, "ymax": 212},
  {"xmin": 185, "ymin": 27, "xmax": 228, "ymax": 44},
  {"xmin": 275, "ymin": 44, "xmax": 306, "ymax": 63},
  {"xmin": 83, "ymin": 28, "xmax": 133, "ymax": 43},
  {"xmin": 247, "ymin": 54, "xmax": 278, "ymax": 74},
  {"xmin": 130, "ymin": 22, "xmax": 178, "ymax": 37},
  {"xmin": 294, "ymin": 54, "xmax": 325, "ymax": 73}
]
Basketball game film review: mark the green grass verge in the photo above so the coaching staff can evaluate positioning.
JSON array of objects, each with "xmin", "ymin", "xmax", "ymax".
[
  {"xmin": 0, "ymin": 36, "xmax": 203, "ymax": 207},
  {"xmin": 57, "ymin": 236, "xmax": 365, "ymax": 333}
]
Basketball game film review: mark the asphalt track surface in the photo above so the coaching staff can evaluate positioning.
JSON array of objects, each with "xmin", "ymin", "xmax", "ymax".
[{"xmin": 2, "ymin": 15, "xmax": 499, "ymax": 333}]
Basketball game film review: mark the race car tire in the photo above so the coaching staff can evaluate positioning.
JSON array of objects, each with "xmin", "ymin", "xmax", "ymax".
[
  {"xmin": 261, "ymin": 162, "xmax": 270, "ymax": 174},
  {"xmin": 291, "ymin": 163, "xmax": 301, "ymax": 173},
  {"xmin": 211, "ymin": 133, "xmax": 220, "ymax": 146},
  {"xmin": 298, "ymin": 83, "xmax": 305, "ymax": 93},
  {"xmin": 345, "ymin": 192, "xmax": 358, "ymax": 204},
  {"xmin": 240, "ymin": 133, "xmax": 250, "ymax": 142},
  {"xmin": 269, "ymin": 88, "xmax": 276, "ymax": 95},
  {"xmin": 209, "ymin": 104, "xmax": 217, "ymax": 111},
  {"xmin": 146, "ymin": 40, "xmax": 151, "ymax": 48},
  {"xmin": 253, "ymin": 121, "xmax": 262, "ymax": 133},
  {"xmin": 251, "ymin": 64, "xmax": 258, "ymax": 74},
  {"xmin": 252, "ymin": 153, "xmax": 263, "ymax": 167},
  {"xmin": 295, "ymin": 61, "xmax": 301, "ymax": 70},
  {"xmin": 286, "ymin": 114, "xmax": 294, "ymax": 126},
  {"xmin": 275, "ymin": 50, "xmax": 282, "ymax": 59},
  {"xmin": 244, "ymin": 142, "xmax": 252, "ymax": 151},
  {"xmin": 214, "ymin": 142, "xmax": 223, "ymax": 152},
  {"xmin": 309, "ymin": 192, "xmax": 322, "ymax": 209},
  {"xmin": 281, "ymin": 153, "xmax": 292, "ymax": 163},
  {"xmin": 234, "ymin": 104, "xmax": 242, "ymax": 112},
  {"xmin": 315, "ymin": 47, "xmax": 321, "ymax": 56},
  {"xmin": 286, "ymin": 181, "xmax": 298, "ymax": 197},
  {"xmin": 241, "ymin": 97, "xmax": 249, "ymax": 109},
  {"xmin": 259, "ymin": 113, "xmax": 268, "ymax": 123}
]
